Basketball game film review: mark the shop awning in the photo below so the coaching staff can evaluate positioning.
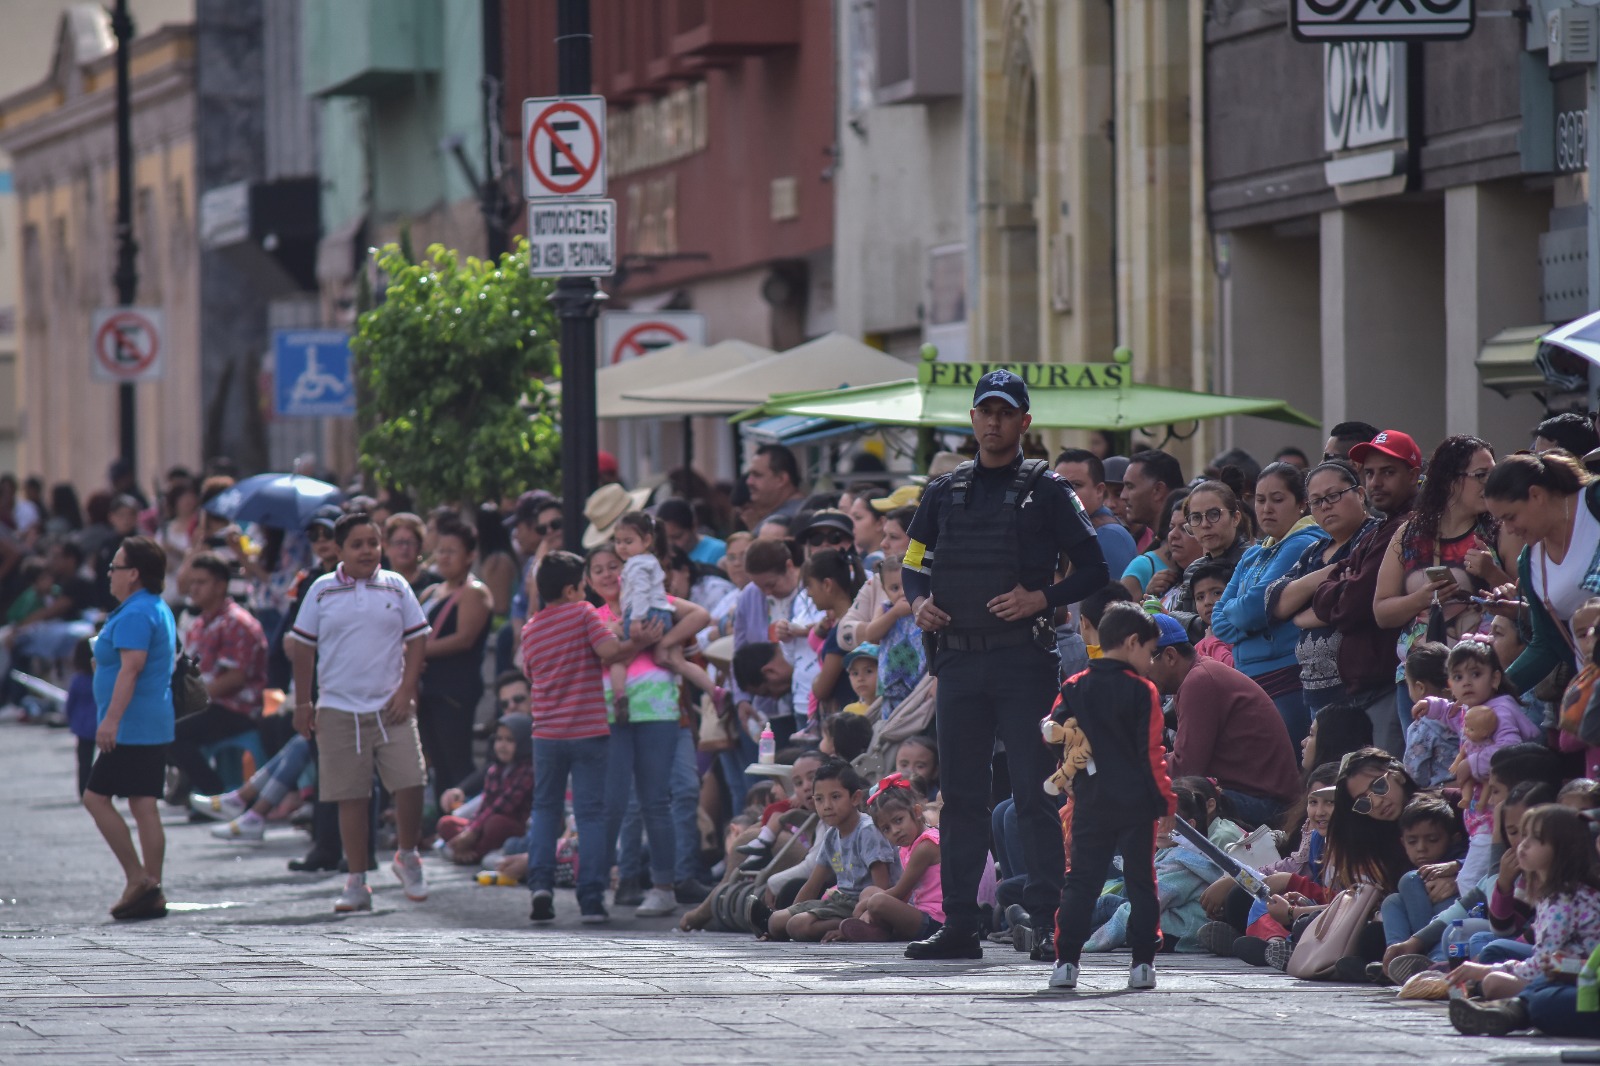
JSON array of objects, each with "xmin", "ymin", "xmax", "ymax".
[
  {"xmin": 591, "ymin": 339, "xmax": 774, "ymax": 418},
  {"xmin": 621, "ymin": 332, "xmax": 915, "ymax": 408},
  {"xmin": 1476, "ymin": 324, "xmax": 1554, "ymax": 397}
]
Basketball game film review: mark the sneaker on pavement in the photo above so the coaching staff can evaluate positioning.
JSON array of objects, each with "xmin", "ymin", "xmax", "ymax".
[
  {"xmin": 211, "ymin": 818, "xmax": 265, "ymax": 842},
  {"xmin": 529, "ymin": 889, "xmax": 555, "ymax": 923},
  {"xmin": 189, "ymin": 792, "xmax": 245, "ymax": 822},
  {"xmin": 1128, "ymin": 963, "xmax": 1156, "ymax": 990},
  {"xmin": 1028, "ymin": 925, "xmax": 1056, "ymax": 963},
  {"xmin": 1004, "ymin": 904, "xmax": 1032, "ymax": 953},
  {"xmin": 1264, "ymin": 937, "xmax": 1295, "ymax": 972},
  {"xmin": 1333, "ymin": 955, "xmax": 1372, "ymax": 984},
  {"xmin": 1385, "ymin": 953, "xmax": 1435, "ymax": 985},
  {"xmin": 1449, "ymin": 995, "xmax": 1530, "ymax": 1037},
  {"xmin": 334, "ymin": 884, "xmax": 372, "ymax": 913},
  {"xmin": 635, "ymin": 887, "xmax": 678, "ymax": 917},
  {"xmin": 391, "ymin": 851, "xmax": 429, "ymax": 901},
  {"xmin": 579, "ymin": 907, "xmax": 610, "ymax": 925},
  {"xmin": 1048, "ymin": 962, "xmax": 1078, "ymax": 990},
  {"xmin": 1198, "ymin": 920, "xmax": 1238, "ymax": 956}
]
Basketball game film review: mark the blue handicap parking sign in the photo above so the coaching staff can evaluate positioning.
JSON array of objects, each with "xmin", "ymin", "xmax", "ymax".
[{"xmin": 274, "ymin": 330, "xmax": 355, "ymax": 417}]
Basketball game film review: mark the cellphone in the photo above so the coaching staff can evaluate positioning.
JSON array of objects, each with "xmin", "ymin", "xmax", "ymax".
[{"xmin": 1424, "ymin": 566, "xmax": 1453, "ymax": 583}]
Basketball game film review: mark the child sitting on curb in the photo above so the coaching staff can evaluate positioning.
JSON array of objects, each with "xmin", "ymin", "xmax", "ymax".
[{"xmin": 830, "ymin": 773, "xmax": 941, "ymax": 943}]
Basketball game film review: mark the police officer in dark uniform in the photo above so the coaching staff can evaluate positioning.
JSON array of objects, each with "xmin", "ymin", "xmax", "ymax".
[{"xmin": 901, "ymin": 369, "xmax": 1109, "ymax": 960}]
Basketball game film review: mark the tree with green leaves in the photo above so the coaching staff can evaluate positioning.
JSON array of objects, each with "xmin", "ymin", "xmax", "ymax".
[{"xmin": 353, "ymin": 240, "xmax": 560, "ymax": 509}]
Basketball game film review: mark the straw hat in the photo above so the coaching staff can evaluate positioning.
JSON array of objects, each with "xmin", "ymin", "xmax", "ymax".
[{"xmin": 581, "ymin": 483, "xmax": 652, "ymax": 549}]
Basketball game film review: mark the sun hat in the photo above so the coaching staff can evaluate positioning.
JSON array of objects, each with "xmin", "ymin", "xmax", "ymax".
[{"xmin": 581, "ymin": 483, "xmax": 652, "ymax": 549}]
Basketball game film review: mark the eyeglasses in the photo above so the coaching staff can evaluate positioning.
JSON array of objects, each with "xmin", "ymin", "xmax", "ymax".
[
  {"xmin": 1350, "ymin": 771, "xmax": 1393, "ymax": 816},
  {"xmin": 1308, "ymin": 486, "xmax": 1360, "ymax": 510},
  {"xmin": 497, "ymin": 694, "xmax": 529, "ymax": 710},
  {"xmin": 535, "ymin": 519, "xmax": 563, "ymax": 536},
  {"xmin": 1183, "ymin": 507, "xmax": 1229, "ymax": 530},
  {"xmin": 107, "ymin": 563, "xmax": 137, "ymax": 573},
  {"xmin": 1460, "ymin": 469, "xmax": 1492, "ymax": 483},
  {"xmin": 804, "ymin": 530, "xmax": 853, "ymax": 547}
]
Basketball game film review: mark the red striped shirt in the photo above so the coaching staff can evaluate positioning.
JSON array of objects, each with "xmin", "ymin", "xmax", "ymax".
[{"xmin": 520, "ymin": 601, "xmax": 614, "ymax": 741}]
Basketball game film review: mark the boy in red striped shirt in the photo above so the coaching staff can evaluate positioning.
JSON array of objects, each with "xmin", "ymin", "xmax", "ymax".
[{"xmin": 519, "ymin": 551, "xmax": 654, "ymax": 923}]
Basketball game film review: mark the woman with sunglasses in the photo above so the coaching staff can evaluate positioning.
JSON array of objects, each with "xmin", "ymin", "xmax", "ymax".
[
  {"xmin": 795, "ymin": 510, "xmax": 858, "ymax": 560},
  {"xmin": 1374, "ymin": 436, "xmax": 1516, "ymax": 744},
  {"xmin": 1268, "ymin": 462, "xmax": 1382, "ymax": 741},
  {"xmin": 1209, "ymin": 462, "xmax": 1327, "ymax": 748},
  {"xmin": 1169, "ymin": 473, "xmax": 1256, "ymax": 615}
]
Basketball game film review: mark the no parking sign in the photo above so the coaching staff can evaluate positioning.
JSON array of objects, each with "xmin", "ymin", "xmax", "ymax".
[
  {"xmin": 91, "ymin": 307, "xmax": 165, "ymax": 383},
  {"xmin": 522, "ymin": 95, "xmax": 607, "ymax": 200},
  {"xmin": 599, "ymin": 311, "xmax": 708, "ymax": 365}
]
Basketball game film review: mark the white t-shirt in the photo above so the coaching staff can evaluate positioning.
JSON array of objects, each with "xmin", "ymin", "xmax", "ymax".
[
  {"xmin": 619, "ymin": 553, "xmax": 671, "ymax": 619},
  {"xmin": 768, "ymin": 588, "xmax": 823, "ymax": 718},
  {"xmin": 288, "ymin": 564, "xmax": 431, "ymax": 713},
  {"xmin": 1530, "ymin": 497, "xmax": 1600, "ymax": 650}
]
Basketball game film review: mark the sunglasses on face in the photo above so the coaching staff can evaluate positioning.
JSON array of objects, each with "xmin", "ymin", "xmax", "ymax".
[
  {"xmin": 1351, "ymin": 770, "xmax": 1393, "ymax": 815},
  {"xmin": 534, "ymin": 518, "xmax": 563, "ymax": 536},
  {"xmin": 497, "ymin": 694, "xmax": 529, "ymax": 710},
  {"xmin": 805, "ymin": 530, "xmax": 852, "ymax": 547},
  {"xmin": 307, "ymin": 526, "xmax": 334, "ymax": 541}
]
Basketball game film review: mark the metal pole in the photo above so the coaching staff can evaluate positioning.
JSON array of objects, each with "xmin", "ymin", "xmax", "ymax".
[
  {"xmin": 1588, "ymin": 60, "xmax": 1600, "ymax": 410},
  {"xmin": 552, "ymin": 0, "xmax": 600, "ymax": 552},
  {"xmin": 481, "ymin": 0, "xmax": 508, "ymax": 260},
  {"xmin": 112, "ymin": 0, "xmax": 139, "ymax": 472}
]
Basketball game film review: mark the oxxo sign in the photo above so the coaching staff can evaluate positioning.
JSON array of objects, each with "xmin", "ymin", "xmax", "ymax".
[{"xmin": 1324, "ymin": 41, "xmax": 1405, "ymax": 151}]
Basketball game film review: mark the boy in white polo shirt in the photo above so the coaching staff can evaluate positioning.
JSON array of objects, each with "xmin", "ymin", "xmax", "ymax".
[{"xmin": 288, "ymin": 512, "xmax": 432, "ymax": 913}]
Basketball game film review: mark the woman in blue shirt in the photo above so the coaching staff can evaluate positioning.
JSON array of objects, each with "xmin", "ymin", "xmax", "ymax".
[{"xmin": 84, "ymin": 535, "xmax": 176, "ymax": 921}]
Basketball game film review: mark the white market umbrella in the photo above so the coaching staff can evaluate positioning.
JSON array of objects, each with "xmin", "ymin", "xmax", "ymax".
[
  {"xmin": 1538, "ymin": 309, "xmax": 1600, "ymax": 390},
  {"xmin": 622, "ymin": 332, "xmax": 914, "ymax": 408}
]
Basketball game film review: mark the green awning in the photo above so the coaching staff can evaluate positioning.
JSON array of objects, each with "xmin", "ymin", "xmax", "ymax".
[{"xmin": 1476, "ymin": 324, "xmax": 1554, "ymax": 397}]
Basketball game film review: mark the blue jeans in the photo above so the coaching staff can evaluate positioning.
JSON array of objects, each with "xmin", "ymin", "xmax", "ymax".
[
  {"xmin": 1380, "ymin": 871, "xmax": 1454, "ymax": 946},
  {"xmin": 1467, "ymin": 932, "xmax": 1535, "ymax": 964},
  {"xmin": 990, "ymin": 797, "xmax": 1024, "ymax": 880},
  {"xmin": 716, "ymin": 732, "xmax": 759, "ymax": 815},
  {"xmin": 1520, "ymin": 976, "xmax": 1600, "ymax": 1038},
  {"xmin": 1220, "ymin": 789, "xmax": 1286, "ymax": 830},
  {"xmin": 1055, "ymin": 627, "xmax": 1089, "ymax": 682},
  {"xmin": 1270, "ymin": 687, "xmax": 1310, "ymax": 751},
  {"xmin": 616, "ymin": 728, "xmax": 701, "ymax": 883},
  {"xmin": 529, "ymin": 735, "xmax": 609, "ymax": 913},
  {"xmin": 605, "ymin": 719, "xmax": 679, "ymax": 887}
]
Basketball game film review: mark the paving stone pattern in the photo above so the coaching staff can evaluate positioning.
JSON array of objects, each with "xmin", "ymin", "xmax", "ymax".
[{"xmin": 0, "ymin": 725, "xmax": 1588, "ymax": 1062}]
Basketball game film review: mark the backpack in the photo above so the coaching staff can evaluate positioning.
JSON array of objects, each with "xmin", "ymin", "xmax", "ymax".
[{"xmin": 171, "ymin": 639, "xmax": 210, "ymax": 719}]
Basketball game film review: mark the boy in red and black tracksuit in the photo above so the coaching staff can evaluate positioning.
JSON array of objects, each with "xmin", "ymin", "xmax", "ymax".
[{"xmin": 1046, "ymin": 603, "xmax": 1177, "ymax": 991}]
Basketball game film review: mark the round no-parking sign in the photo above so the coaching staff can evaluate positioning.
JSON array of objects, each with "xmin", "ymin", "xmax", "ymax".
[
  {"xmin": 522, "ymin": 95, "xmax": 607, "ymax": 199},
  {"xmin": 91, "ymin": 307, "xmax": 165, "ymax": 383}
]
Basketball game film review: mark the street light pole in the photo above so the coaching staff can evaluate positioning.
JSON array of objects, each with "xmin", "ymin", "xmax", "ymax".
[
  {"xmin": 551, "ymin": 0, "xmax": 601, "ymax": 552},
  {"xmin": 111, "ymin": 0, "xmax": 139, "ymax": 472}
]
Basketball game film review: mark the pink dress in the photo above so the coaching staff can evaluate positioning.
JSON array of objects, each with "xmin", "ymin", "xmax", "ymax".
[{"xmin": 903, "ymin": 826, "xmax": 944, "ymax": 923}]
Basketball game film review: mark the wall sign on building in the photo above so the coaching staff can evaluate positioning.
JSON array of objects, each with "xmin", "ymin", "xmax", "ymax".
[
  {"xmin": 1324, "ymin": 41, "xmax": 1408, "ymax": 187},
  {"xmin": 273, "ymin": 330, "xmax": 355, "ymax": 418},
  {"xmin": 599, "ymin": 310, "xmax": 707, "ymax": 365},
  {"xmin": 522, "ymin": 95, "xmax": 608, "ymax": 200},
  {"xmin": 1292, "ymin": 0, "xmax": 1474, "ymax": 42},
  {"xmin": 91, "ymin": 307, "xmax": 164, "ymax": 383},
  {"xmin": 526, "ymin": 199, "xmax": 616, "ymax": 277}
]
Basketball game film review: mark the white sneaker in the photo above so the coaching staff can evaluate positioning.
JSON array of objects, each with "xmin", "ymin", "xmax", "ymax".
[
  {"xmin": 189, "ymin": 792, "xmax": 245, "ymax": 822},
  {"xmin": 334, "ymin": 884, "xmax": 372, "ymax": 913},
  {"xmin": 0, "ymin": 705, "xmax": 26, "ymax": 723},
  {"xmin": 391, "ymin": 851, "xmax": 429, "ymax": 901},
  {"xmin": 211, "ymin": 817, "xmax": 264, "ymax": 842},
  {"xmin": 1128, "ymin": 963, "xmax": 1156, "ymax": 990},
  {"xmin": 1048, "ymin": 962, "xmax": 1078, "ymax": 990},
  {"xmin": 635, "ymin": 886, "xmax": 678, "ymax": 917}
]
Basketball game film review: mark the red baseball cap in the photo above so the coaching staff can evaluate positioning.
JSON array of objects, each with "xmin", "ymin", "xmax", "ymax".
[
  {"xmin": 598, "ymin": 451, "xmax": 619, "ymax": 479},
  {"xmin": 1347, "ymin": 429, "xmax": 1422, "ymax": 469}
]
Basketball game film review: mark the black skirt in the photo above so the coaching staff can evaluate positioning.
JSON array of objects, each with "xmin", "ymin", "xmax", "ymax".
[{"xmin": 86, "ymin": 743, "xmax": 168, "ymax": 798}]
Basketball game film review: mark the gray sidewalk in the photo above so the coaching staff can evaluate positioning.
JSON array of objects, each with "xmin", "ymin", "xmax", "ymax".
[{"xmin": 0, "ymin": 723, "xmax": 1586, "ymax": 1063}]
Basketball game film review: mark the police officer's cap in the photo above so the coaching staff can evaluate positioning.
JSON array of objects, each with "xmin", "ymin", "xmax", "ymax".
[{"xmin": 972, "ymin": 369, "xmax": 1029, "ymax": 411}]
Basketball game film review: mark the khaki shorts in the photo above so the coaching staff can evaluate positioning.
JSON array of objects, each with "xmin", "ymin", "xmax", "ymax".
[
  {"xmin": 788, "ymin": 891, "xmax": 860, "ymax": 922},
  {"xmin": 315, "ymin": 707, "xmax": 427, "ymax": 802}
]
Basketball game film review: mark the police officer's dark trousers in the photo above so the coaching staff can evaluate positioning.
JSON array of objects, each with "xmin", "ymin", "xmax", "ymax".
[{"xmin": 934, "ymin": 640, "xmax": 1064, "ymax": 930}]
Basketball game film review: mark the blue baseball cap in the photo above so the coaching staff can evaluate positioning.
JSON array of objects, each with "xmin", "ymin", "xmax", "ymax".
[
  {"xmin": 972, "ymin": 369, "xmax": 1029, "ymax": 411},
  {"xmin": 1154, "ymin": 613, "xmax": 1191, "ymax": 649}
]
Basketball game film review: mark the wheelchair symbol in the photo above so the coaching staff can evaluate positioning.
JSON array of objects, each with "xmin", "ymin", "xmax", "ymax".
[{"xmin": 290, "ymin": 347, "xmax": 348, "ymax": 406}]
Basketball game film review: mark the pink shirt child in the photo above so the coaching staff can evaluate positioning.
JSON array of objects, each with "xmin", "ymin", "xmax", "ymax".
[{"xmin": 904, "ymin": 826, "xmax": 944, "ymax": 923}]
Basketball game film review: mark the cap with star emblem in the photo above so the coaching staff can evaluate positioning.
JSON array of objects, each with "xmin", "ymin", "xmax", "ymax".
[{"xmin": 972, "ymin": 369, "xmax": 1029, "ymax": 411}]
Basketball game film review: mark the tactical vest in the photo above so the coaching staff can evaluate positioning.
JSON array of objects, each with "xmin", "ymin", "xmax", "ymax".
[{"xmin": 930, "ymin": 459, "xmax": 1050, "ymax": 637}]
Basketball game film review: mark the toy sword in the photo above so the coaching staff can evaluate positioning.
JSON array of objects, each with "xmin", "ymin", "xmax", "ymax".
[{"xmin": 1170, "ymin": 815, "xmax": 1272, "ymax": 904}]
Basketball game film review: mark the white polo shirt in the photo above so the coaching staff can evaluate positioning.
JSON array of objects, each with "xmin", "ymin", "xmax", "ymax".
[{"xmin": 288, "ymin": 564, "xmax": 430, "ymax": 714}]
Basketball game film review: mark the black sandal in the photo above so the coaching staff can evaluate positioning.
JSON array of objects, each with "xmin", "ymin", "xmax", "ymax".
[{"xmin": 113, "ymin": 884, "xmax": 168, "ymax": 921}]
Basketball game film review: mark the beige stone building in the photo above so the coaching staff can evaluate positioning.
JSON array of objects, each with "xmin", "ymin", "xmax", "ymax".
[
  {"xmin": 971, "ymin": 0, "xmax": 1212, "ymax": 467},
  {"xmin": 0, "ymin": 11, "xmax": 200, "ymax": 493}
]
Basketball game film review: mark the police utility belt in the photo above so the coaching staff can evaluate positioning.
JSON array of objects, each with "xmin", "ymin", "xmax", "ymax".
[{"xmin": 936, "ymin": 615, "xmax": 1054, "ymax": 653}]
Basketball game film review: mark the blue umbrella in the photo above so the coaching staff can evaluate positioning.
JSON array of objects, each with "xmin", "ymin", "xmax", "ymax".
[{"xmin": 204, "ymin": 473, "xmax": 343, "ymax": 530}]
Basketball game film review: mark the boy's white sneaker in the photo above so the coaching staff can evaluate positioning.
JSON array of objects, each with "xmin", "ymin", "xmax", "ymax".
[
  {"xmin": 391, "ymin": 851, "xmax": 429, "ymax": 901},
  {"xmin": 635, "ymin": 887, "xmax": 678, "ymax": 917},
  {"xmin": 1048, "ymin": 962, "xmax": 1078, "ymax": 990},
  {"xmin": 211, "ymin": 817, "xmax": 264, "ymax": 842},
  {"xmin": 333, "ymin": 884, "xmax": 372, "ymax": 913},
  {"xmin": 189, "ymin": 792, "xmax": 245, "ymax": 822},
  {"xmin": 1128, "ymin": 963, "xmax": 1156, "ymax": 990}
]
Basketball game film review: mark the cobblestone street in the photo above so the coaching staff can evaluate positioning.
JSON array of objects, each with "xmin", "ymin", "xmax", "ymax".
[{"xmin": 0, "ymin": 724, "xmax": 1588, "ymax": 1064}]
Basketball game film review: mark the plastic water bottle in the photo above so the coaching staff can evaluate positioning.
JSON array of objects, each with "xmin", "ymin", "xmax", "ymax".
[
  {"xmin": 758, "ymin": 727, "xmax": 776, "ymax": 765},
  {"xmin": 1444, "ymin": 917, "xmax": 1494, "ymax": 965}
]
